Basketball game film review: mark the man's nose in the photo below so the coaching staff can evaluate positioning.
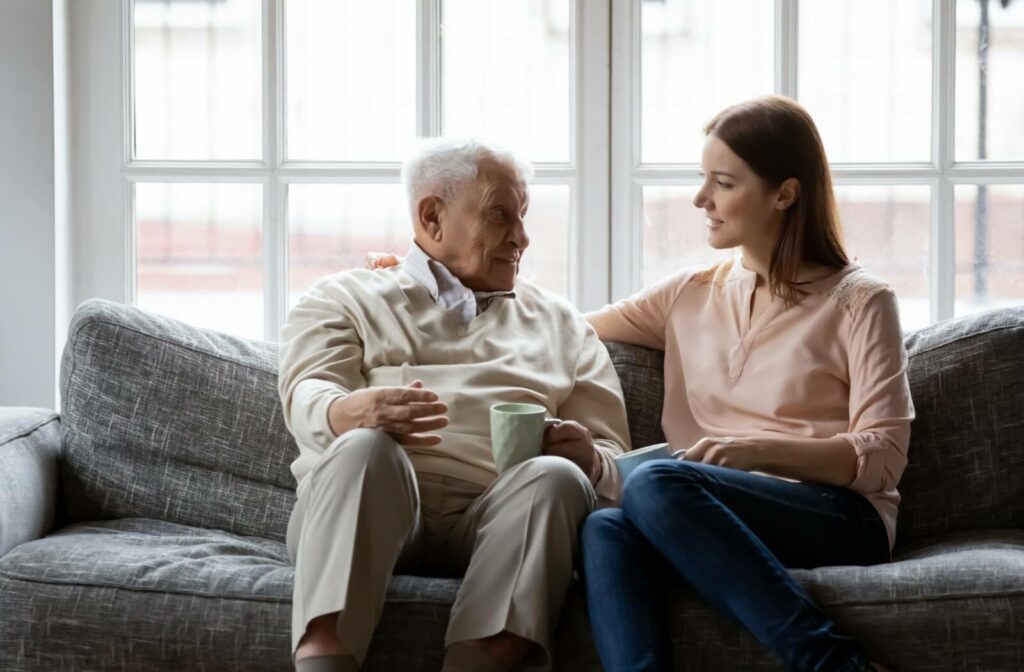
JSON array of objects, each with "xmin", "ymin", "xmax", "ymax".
[{"xmin": 510, "ymin": 219, "xmax": 529, "ymax": 250}]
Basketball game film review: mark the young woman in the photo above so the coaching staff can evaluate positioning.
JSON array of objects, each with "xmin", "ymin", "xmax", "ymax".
[{"xmin": 579, "ymin": 96, "xmax": 911, "ymax": 672}]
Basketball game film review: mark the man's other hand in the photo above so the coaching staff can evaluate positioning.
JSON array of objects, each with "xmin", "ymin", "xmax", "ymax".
[
  {"xmin": 328, "ymin": 380, "xmax": 448, "ymax": 446},
  {"xmin": 542, "ymin": 420, "xmax": 602, "ymax": 486}
]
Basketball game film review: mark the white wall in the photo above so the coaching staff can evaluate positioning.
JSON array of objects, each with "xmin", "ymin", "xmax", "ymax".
[{"xmin": 0, "ymin": 1, "xmax": 57, "ymax": 408}]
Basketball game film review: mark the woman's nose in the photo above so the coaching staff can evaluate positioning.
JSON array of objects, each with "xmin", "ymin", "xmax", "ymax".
[{"xmin": 693, "ymin": 188, "xmax": 706, "ymax": 209}]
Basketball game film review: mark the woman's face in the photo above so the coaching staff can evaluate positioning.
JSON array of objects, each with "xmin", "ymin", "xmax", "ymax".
[{"xmin": 693, "ymin": 134, "xmax": 782, "ymax": 252}]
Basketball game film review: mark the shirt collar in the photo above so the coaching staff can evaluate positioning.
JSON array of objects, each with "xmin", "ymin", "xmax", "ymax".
[
  {"xmin": 402, "ymin": 241, "xmax": 516, "ymax": 312},
  {"xmin": 729, "ymin": 256, "xmax": 861, "ymax": 295}
]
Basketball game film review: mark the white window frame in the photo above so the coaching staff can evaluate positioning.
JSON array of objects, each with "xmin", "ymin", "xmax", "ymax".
[
  {"xmin": 610, "ymin": 0, "xmax": 1024, "ymax": 323},
  {"xmin": 68, "ymin": 0, "xmax": 1024, "ymax": 343},
  {"xmin": 70, "ymin": 0, "xmax": 611, "ymax": 343}
]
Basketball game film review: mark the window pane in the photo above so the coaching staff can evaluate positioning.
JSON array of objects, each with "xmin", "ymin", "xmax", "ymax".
[
  {"xmin": 799, "ymin": 1, "xmax": 932, "ymax": 163},
  {"xmin": 133, "ymin": 0, "xmax": 261, "ymax": 160},
  {"xmin": 135, "ymin": 183, "xmax": 263, "ymax": 339},
  {"xmin": 955, "ymin": 184, "xmax": 1024, "ymax": 316},
  {"xmin": 288, "ymin": 182, "xmax": 570, "ymax": 307},
  {"xmin": 288, "ymin": 184, "xmax": 411, "ymax": 307},
  {"xmin": 955, "ymin": 0, "xmax": 1024, "ymax": 161},
  {"xmin": 641, "ymin": 186, "xmax": 736, "ymax": 288},
  {"xmin": 285, "ymin": 0, "xmax": 416, "ymax": 161},
  {"xmin": 641, "ymin": 0, "xmax": 774, "ymax": 165},
  {"xmin": 442, "ymin": 0, "xmax": 570, "ymax": 163},
  {"xmin": 519, "ymin": 184, "xmax": 570, "ymax": 298},
  {"xmin": 835, "ymin": 186, "xmax": 931, "ymax": 331}
]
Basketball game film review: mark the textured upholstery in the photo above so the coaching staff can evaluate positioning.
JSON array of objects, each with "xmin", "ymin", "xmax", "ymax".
[
  {"xmin": 896, "ymin": 307, "xmax": 1024, "ymax": 546},
  {"xmin": 0, "ymin": 299, "xmax": 1022, "ymax": 670},
  {"xmin": 57, "ymin": 300, "xmax": 295, "ymax": 543},
  {"xmin": 0, "ymin": 408, "xmax": 61, "ymax": 556}
]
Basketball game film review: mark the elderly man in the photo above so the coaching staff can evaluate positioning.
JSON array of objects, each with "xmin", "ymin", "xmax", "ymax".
[{"xmin": 279, "ymin": 138, "xmax": 631, "ymax": 672}]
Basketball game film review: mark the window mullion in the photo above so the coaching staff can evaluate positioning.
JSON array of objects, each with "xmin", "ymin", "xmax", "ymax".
[
  {"xmin": 417, "ymin": 0, "xmax": 441, "ymax": 138},
  {"xmin": 774, "ymin": 0, "xmax": 798, "ymax": 98},
  {"xmin": 610, "ymin": 0, "xmax": 640, "ymax": 301},
  {"xmin": 575, "ymin": 0, "xmax": 610, "ymax": 311},
  {"xmin": 265, "ymin": 0, "xmax": 284, "ymax": 340},
  {"xmin": 933, "ymin": 0, "xmax": 956, "ymax": 322}
]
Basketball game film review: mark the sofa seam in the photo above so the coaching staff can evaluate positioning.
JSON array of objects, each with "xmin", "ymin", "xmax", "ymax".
[
  {"xmin": 0, "ymin": 413, "xmax": 60, "ymax": 448},
  {"xmin": 0, "ymin": 569, "xmax": 457, "ymax": 607},
  {"xmin": 0, "ymin": 569, "xmax": 291, "ymax": 605},
  {"xmin": 821, "ymin": 589, "xmax": 1024, "ymax": 608}
]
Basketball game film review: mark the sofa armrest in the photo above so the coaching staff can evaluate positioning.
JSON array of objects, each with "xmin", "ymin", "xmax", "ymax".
[{"xmin": 0, "ymin": 408, "xmax": 61, "ymax": 557}]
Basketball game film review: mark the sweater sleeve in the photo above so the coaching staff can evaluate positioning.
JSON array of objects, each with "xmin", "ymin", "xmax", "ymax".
[
  {"xmin": 835, "ymin": 289, "xmax": 914, "ymax": 495},
  {"xmin": 557, "ymin": 324, "xmax": 633, "ymax": 503},
  {"xmin": 585, "ymin": 268, "xmax": 691, "ymax": 350},
  {"xmin": 278, "ymin": 277, "xmax": 366, "ymax": 454}
]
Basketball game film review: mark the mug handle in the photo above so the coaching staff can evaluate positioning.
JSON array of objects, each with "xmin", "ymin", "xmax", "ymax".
[{"xmin": 544, "ymin": 418, "xmax": 561, "ymax": 428}]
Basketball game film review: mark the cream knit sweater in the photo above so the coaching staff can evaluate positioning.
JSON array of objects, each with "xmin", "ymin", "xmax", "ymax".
[{"xmin": 278, "ymin": 265, "xmax": 632, "ymax": 502}]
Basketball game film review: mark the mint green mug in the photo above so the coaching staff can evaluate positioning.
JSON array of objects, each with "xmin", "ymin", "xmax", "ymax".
[{"xmin": 489, "ymin": 403, "xmax": 560, "ymax": 474}]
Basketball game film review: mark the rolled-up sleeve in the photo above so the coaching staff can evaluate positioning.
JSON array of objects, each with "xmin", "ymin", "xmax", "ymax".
[
  {"xmin": 278, "ymin": 278, "xmax": 366, "ymax": 455},
  {"xmin": 835, "ymin": 289, "xmax": 914, "ymax": 494},
  {"xmin": 557, "ymin": 325, "xmax": 633, "ymax": 503}
]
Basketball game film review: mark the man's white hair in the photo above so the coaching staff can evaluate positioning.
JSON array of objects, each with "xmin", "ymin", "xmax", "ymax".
[{"xmin": 401, "ymin": 138, "xmax": 533, "ymax": 222}]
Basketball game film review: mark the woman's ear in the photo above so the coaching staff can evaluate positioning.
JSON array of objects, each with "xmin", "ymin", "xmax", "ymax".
[
  {"xmin": 416, "ymin": 196, "xmax": 444, "ymax": 242},
  {"xmin": 775, "ymin": 178, "xmax": 801, "ymax": 210}
]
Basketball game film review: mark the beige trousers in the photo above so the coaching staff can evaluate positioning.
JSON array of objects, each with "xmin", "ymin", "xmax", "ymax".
[{"xmin": 287, "ymin": 428, "xmax": 596, "ymax": 668}]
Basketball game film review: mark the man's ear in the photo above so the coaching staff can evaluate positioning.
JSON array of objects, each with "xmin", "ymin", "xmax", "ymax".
[
  {"xmin": 416, "ymin": 196, "xmax": 444, "ymax": 242},
  {"xmin": 775, "ymin": 178, "xmax": 801, "ymax": 210}
]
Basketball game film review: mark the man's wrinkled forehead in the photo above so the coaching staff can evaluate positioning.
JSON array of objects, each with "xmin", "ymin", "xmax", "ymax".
[{"xmin": 475, "ymin": 158, "xmax": 528, "ymax": 198}]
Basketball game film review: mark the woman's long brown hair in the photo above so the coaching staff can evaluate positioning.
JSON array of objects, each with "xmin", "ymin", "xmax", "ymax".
[{"xmin": 704, "ymin": 95, "xmax": 849, "ymax": 305}]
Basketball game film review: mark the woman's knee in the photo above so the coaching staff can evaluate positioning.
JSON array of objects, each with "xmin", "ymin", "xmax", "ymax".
[
  {"xmin": 580, "ymin": 507, "xmax": 630, "ymax": 547},
  {"xmin": 621, "ymin": 459, "xmax": 708, "ymax": 517}
]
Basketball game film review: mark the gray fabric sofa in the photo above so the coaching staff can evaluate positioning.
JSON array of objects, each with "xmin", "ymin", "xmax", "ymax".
[{"xmin": 1, "ymin": 298, "xmax": 1022, "ymax": 671}]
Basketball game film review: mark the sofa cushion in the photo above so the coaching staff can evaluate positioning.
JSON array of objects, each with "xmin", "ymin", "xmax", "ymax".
[
  {"xmin": 0, "ymin": 518, "xmax": 292, "ymax": 601},
  {"xmin": 59, "ymin": 299, "xmax": 297, "ymax": 542},
  {"xmin": 3, "ymin": 521, "xmax": 1021, "ymax": 671},
  {"xmin": 0, "ymin": 518, "xmax": 458, "ymax": 671},
  {"xmin": 555, "ymin": 528, "xmax": 1024, "ymax": 671},
  {"xmin": 898, "ymin": 306, "xmax": 1024, "ymax": 546},
  {"xmin": 604, "ymin": 342, "xmax": 666, "ymax": 449}
]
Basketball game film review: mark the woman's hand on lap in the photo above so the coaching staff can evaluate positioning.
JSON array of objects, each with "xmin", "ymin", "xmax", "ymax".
[{"xmin": 682, "ymin": 436, "xmax": 765, "ymax": 472}]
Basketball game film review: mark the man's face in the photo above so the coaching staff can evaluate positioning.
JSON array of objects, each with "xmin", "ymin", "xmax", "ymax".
[{"xmin": 434, "ymin": 159, "xmax": 530, "ymax": 292}]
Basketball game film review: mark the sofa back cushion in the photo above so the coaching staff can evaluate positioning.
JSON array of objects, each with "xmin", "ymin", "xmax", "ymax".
[
  {"xmin": 604, "ymin": 342, "xmax": 667, "ymax": 449},
  {"xmin": 60, "ymin": 299, "xmax": 1023, "ymax": 548},
  {"xmin": 896, "ymin": 306, "xmax": 1024, "ymax": 546},
  {"xmin": 60, "ymin": 300, "xmax": 296, "ymax": 543}
]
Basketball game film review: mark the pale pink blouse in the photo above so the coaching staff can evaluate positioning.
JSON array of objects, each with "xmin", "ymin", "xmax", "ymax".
[{"xmin": 591, "ymin": 258, "xmax": 914, "ymax": 549}]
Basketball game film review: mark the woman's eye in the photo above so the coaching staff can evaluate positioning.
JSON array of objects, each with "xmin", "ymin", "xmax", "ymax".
[{"xmin": 716, "ymin": 181, "xmax": 733, "ymax": 189}]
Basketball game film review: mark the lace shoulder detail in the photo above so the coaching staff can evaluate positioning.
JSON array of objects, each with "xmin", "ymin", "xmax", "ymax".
[{"xmin": 826, "ymin": 270, "xmax": 892, "ymax": 317}]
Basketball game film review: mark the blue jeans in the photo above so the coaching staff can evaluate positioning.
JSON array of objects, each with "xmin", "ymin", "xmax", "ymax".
[{"xmin": 580, "ymin": 460, "xmax": 890, "ymax": 672}]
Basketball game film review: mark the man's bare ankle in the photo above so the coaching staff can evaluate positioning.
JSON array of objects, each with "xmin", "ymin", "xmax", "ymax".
[{"xmin": 296, "ymin": 614, "xmax": 348, "ymax": 660}]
